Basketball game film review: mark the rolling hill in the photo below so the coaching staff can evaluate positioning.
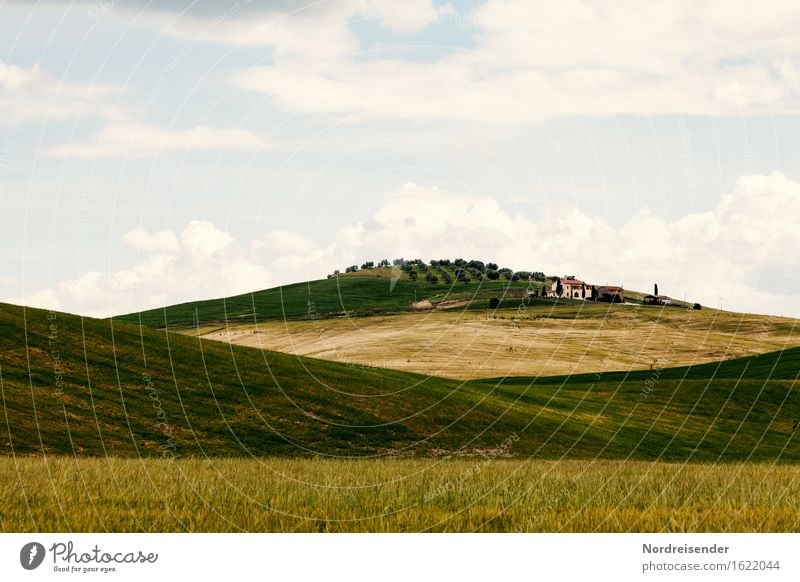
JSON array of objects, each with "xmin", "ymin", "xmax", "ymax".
[
  {"xmin": 2, "ymin": 301, "xmax": 799, "ymax": 462},
  {"xmin": 115, "ymin": 269, "xmax": 799, "ymax": 379},
  {"xmin": 114, "ymin": 266, "xmax": 542, "ymax": 329}
]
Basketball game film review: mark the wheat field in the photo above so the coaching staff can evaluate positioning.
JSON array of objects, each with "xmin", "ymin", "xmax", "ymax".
[
  {"xmin": 3, "ymin": 457, "xmax": 799, "ymax": 532},
  {"xmin": 189, "ymin": 304, "xmax": 800, "ymax": 379}
]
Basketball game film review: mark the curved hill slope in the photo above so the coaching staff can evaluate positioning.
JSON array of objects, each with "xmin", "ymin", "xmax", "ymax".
[
  {"xmin": 114, "ymin": 267, "xmax": 541, "ymax": 329},
  {"xmin": 1, "ymin": 302, "xmax": 799, "ymax": 461}
]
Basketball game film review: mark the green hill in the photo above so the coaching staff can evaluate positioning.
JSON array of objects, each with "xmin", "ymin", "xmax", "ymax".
[
  {"xmin": 2, "ymin": 302, "xmax": 799, "ymax": 461},
  {"xmin": 113, "ymin": 266, "xmax": 545, "ymax": 328},
  {"xmin": 111, "ymin": 264, "xmax": 703, "ymax": 338}
]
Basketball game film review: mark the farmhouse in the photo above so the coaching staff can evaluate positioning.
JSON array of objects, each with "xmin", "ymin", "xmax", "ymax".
[
  {"xmin": 549, "ymin": 277, "xmax": 588, "ymax": 299},
  {"xmin": 544, "ymin": 275, "xmax": 626, "ymax": 303},
  {"xmin": 596, "ymin": 285, "xmax": 624, "ymax": 303},
  {"xmin": 644, "ymin": 294, "xmax": 672, "ymax": 306}
]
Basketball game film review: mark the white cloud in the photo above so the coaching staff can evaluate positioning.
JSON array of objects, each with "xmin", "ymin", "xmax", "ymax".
[
  {"xmin": 122, "ymin": 227, "xmax": 180, "ymax": 253},
  {"xmin": 138, "ymin": 0, "xmax": 438, "ymax": 57},
  {"xmin": 372, "ymin": 0, "xmax": 440, "ymax": 33},
  {"xmin": 0, "ymin": 59, "xmax": 269, "ymax": 160},
  {"xmin": 0, "ymin": 62, "xmax": 40, "ymax": 91},
  {"xmin": 9, "ymin": 173, "xmax": 800, "ymax": 318},
  {"xmin": 9, "ymin": 221, "xmax": 273, "ymax": 318},
  {"xmin": 44, "ymin": 122, "xmax": 268, "ymax": 158},
  {"xmin": 0, "ymin": 60, "xmax": 121, "ymax": 126},
  {"xmin": 0, "ymin": 59, "xmax": 266, "ymax": 158},
  {"xmin": 229, "ymin": 0, "xmax": 800, "ymax": 123},
  {"xmin": 251, "ymin": 174, "xmax": 800, "ymax": 317}
]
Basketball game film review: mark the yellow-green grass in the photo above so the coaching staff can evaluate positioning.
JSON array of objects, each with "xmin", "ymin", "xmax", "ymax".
[
  {"xmin": 2, "ymin": 457, "xmax": 799, "ymax": 532},
  {"xmin": 188, "ymin": 302, "xmax": 800, "ymax": 379}
]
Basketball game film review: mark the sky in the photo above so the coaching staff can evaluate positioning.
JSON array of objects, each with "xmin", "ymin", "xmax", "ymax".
[{"xmin": 1, "ymin": 0, "xmax": 799, "ymax": 318}]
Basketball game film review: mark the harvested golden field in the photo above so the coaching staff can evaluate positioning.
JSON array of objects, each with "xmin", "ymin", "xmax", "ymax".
[
  {"xmin": 188, "ymin": 302, "xmax": 800, "ymax": 379},
  {"xmin": 3, "ymin": 457, "xmax": 799, "ymax": 532}
]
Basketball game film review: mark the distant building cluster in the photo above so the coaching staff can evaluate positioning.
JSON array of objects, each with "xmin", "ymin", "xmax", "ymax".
[
  {"xmin": 544, "ymin": 276, "xmax": 626, "ymax": 303},
  {"xmin": 544, "ymin": 277, "xmax": 680, "ymax": 306},
  {"xmin": 328, "ymin": 259, "xmax": 684, "ymax": 307}
]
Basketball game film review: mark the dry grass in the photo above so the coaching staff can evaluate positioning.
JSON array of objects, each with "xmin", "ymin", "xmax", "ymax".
[
  {"xmin": 3, "ymin": 457, "xmax": 799, "ymax": 532},
  {"xmin": 188, "ymin": 304, "xmax": 799, "ymax": 379}
]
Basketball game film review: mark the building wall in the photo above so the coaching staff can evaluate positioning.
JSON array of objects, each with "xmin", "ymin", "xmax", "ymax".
[
  {"xmin": 597, "ymin": 287, "xmax": 624, "ymax": 302},
  {"xmin": 551, "ymin": 281, "xmax": 587, "ymax": 298}
]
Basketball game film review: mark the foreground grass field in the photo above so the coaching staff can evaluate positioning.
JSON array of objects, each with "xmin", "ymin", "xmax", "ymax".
[
  {"xmin": 2, "ymin": 457, "xmax": 799, "ymax": 532},
  {"xmin": 191, "ymin": 302, "xmax": 800, "ymax": 379}
]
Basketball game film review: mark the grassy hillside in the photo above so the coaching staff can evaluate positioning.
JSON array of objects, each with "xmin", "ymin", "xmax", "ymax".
[
  {"xmin": 1, "ymin": 302, "xmax": 799, "ymax": 462},
  {"xmin": 113, "ymin": 268, "xmax": 546, "ymax": 328}
]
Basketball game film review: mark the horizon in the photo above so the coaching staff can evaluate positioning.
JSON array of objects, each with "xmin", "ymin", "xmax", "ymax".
[{"xmin": 2, "ymin": 263, "xmax": 794, "ymax": 322}]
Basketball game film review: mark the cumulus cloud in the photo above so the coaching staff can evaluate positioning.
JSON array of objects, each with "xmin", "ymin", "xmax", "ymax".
[
  {"xmin": 10, "ymin": 221, "xmax": 273, "ymax": 318},
  {"xmin": 8, "ymin": 173, "xmax": 800, "ymax": 318},
  {"xmin": 122, "ymin": 227, "xmax": 180, "ymax": 253},
  {"xmin": 229, "ymin": 0, "xmax": 800, "ymax": 122},
  {"xmin": 251, "ymin": 173, "xmax": 800, "ymax": 317}
]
